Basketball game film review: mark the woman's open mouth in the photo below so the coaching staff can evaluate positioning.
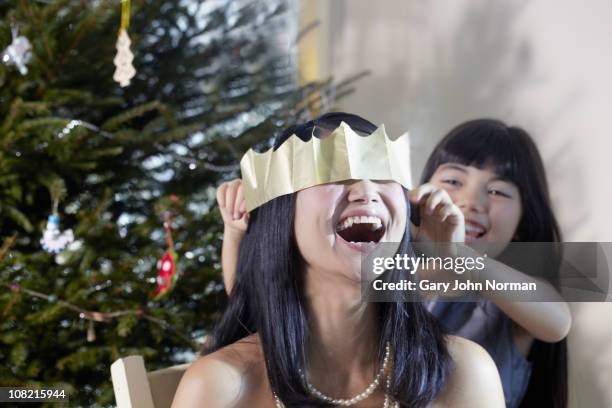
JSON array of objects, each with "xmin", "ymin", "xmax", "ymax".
[{"xmin": 336, "ymin": 215, "xmax": 386, "ymax": 252}]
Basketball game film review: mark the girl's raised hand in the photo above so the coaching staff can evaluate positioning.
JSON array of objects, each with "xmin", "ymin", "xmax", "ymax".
[
  {"xmin": 408, "ymin": 183, "xmax": 465, "ymax": 243},
  {"xmin": 216, "ymin": 179, "xmax": 248, "ymax": 235}
]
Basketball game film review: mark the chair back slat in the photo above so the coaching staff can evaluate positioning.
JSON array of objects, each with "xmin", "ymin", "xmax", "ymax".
[{"xmin": 111, "ymin": 356, "xmax": 156, "ymax": 408}]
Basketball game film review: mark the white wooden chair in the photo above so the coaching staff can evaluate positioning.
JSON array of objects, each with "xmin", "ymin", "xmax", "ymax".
[{"xmin": 111, "ymin": 355, "xmax": 190, "ymax": 408}]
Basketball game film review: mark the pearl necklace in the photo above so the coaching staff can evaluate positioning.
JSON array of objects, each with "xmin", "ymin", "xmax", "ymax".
[
  {"xmin": 274, "ymin": 343, "xmax": 399, "ymax": 407},
  {"xmin": 274, "ymin": 376, "xmax": 399, "ymax": 408}
]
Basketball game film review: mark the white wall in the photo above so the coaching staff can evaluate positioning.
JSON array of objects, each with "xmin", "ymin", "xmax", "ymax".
[{"xmin": 307, "ymin": 0, "xmax": 612, "ymax": 406}]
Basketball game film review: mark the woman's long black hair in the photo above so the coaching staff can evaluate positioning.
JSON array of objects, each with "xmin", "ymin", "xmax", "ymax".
[
  {"xmin": 204, "ymin": 113, "xmax": 451, "ymax": 407},
  {"xmin": 420, "ymin": 119, "xmax": 567, "ymax": 408}
]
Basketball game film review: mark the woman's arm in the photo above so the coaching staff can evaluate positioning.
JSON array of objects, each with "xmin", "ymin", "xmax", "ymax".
[
  {"xmin": 434, "ymin": 336, "xmax": 505, "ymax": 408},
  {"xmin": 171, "ymin": 355, "xmax": 242, "ymax": 408}
]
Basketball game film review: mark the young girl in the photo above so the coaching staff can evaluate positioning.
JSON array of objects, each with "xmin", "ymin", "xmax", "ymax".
[
  {"xmin": 414, "ymin": 119, "xmax": 570, "ymax": 408},
  {"xmin": 172, "ymin": 113, "xmax": 504, "ymax": 407},
  {"xmin": 215, "ymin": 117, "xmax": 571, "ymax": 407}
]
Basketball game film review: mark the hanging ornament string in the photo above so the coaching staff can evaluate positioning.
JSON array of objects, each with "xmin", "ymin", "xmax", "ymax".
[
  {"xmin": 121, "ymin": 0, "xmax": 130, "ymax": 31},
  {"xmin": 113, "ymin": 0, "xmax": 136, "ymax": 87},
  {"xmin": 165, "ymin": 210, "xmax": 175, "ymax": 250}
]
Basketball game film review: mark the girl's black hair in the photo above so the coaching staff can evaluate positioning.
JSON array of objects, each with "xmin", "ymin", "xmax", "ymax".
[
  {"xmin": 420, "ymin": 119, "xmax": 561, "ymax": 243},
  {"xmin": 421, "ymin": 119, "xmax": 567, "ymax": 408},
  {"xmin": 205, "ymin": 112, "xmax": 451, "ymax": 407}
]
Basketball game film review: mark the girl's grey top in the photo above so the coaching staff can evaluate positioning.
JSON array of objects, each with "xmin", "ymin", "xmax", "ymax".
[{"xmin": 427, "ymin": 300, "xmax": 532, "ymax": 408}]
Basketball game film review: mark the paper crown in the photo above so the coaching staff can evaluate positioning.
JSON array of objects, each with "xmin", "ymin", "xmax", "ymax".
[{"xmin": 240, "ymin": 121, "xmax": 413, "ymax": 211}]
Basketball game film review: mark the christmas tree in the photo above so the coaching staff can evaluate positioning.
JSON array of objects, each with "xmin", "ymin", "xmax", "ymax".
[{"xmin": 0, "ymin": 1, "xmax": 357, "ymax": 405}]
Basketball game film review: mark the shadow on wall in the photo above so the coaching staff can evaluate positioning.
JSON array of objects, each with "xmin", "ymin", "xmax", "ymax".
[
  {"xmin": 329, "ymin": 0, "xmax": 587, "ymax": 239},
  {"xmin": 327, "ymin": 1, "xmax": 604, "ymax": 407}
]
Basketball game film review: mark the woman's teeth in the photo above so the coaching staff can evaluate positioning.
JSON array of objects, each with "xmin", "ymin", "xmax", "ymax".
[{"xmin": 336, "ymin": 215, "xmax": 383, "ymax": 232}]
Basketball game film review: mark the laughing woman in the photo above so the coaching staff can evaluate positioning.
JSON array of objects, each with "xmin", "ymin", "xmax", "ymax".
[{"xmin": 172, "ymin": 113, "xmax": 504, "ymax": 407}]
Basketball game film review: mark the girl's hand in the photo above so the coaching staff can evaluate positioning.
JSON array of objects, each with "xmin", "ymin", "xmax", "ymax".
[
  {"xmin": 408, "ymin": 184, "xmax": 470, "ymax": 288},
  {"xmin": 216, "ymin": 179, "xmax": 248, "ymax": 236},
  {"xmin": 408, "ymin": 183, "xmax": 465, "ymax": 243}
]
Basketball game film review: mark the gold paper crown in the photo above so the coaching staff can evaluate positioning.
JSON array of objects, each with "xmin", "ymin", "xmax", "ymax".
[{"xmin": 240, "ymin": 121, "xmax": 413, "ymax": 211}]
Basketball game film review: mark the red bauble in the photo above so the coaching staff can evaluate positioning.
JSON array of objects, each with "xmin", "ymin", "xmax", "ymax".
[{"xmin": 155, "ymin": 250, "xmax": 176, "ymax": 298}]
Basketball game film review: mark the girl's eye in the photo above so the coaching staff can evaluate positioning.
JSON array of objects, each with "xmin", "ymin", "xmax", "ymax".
[
  {"xmin": 488, "ymin": 189, "xmax": 511, "ymax": 198},
  {"xmin": 441, "ymin": 178, "xmax": 461, "ymax": 186}
]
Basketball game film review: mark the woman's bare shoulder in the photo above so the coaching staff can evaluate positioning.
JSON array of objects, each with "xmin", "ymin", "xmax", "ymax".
[
  {"xmin": 171, "ymin": 334, "xmax": 265, "ymax": 408},
  {"xmin": 432, "ymin": 335, "xmax": 505, "ymax": 408}
]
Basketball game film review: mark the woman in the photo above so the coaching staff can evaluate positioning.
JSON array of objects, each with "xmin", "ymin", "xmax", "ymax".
[
  {"xmin": 215, "ymin": 117, "xmax": 571, "ymax": 407},
  {"xmin": 172, "ymin": 113, "xmax": 504, "ymax": 407}
]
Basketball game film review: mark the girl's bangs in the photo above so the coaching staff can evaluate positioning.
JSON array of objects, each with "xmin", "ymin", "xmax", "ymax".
[{"xmin": 436, "ymin": 126, "xmax": 521, "ymax": 183}]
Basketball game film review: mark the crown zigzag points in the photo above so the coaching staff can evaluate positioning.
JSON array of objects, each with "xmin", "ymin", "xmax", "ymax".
[{"xmin": 240, "ymin": 121, "xmax": 413, "ymax": 211}]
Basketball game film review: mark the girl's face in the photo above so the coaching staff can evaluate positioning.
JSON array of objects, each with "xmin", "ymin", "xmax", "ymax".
[
  {"xmin": 429, "ymin": 163, "xmax": 523, "ymax": 257},
  {"xmin": 294, "ymin": 180, "xmax": 407, "ymax": 281}
]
